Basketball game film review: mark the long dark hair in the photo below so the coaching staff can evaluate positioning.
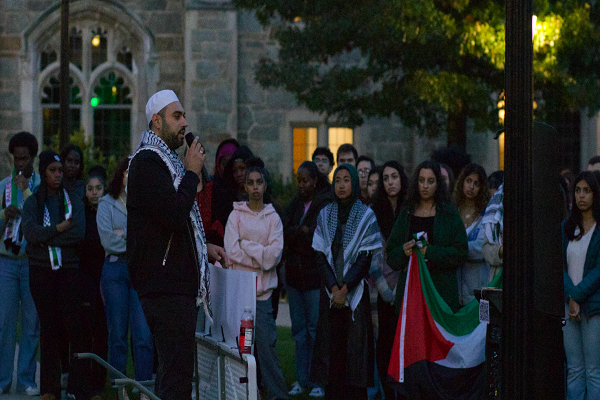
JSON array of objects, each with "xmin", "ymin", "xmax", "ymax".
[
  {"xmin": 565, "ymin": 171, "xmax": 600, "ymax": 241},
  {"xmin": 365, "ymin": 166, "xmax": 383, "ymax": 203},
  {"xmin": 371, "ymin": 161, "xmax": 408, "ymax": 238},
  {"xmin": 224, "ymin": 146, "xmax": 254, "ymax": 190},
  {"xmin": 404, "ymin": 160, "xmax": 449, "ymax": 212},
  {"xmin": 60, "ymin": 143, "xmax": 84, "ymax": 180},
  {"xmin": 109, "ymin": 157, "xmax": 130, "ymax": 199},
  {"xmin": 35, "ymin": 151, "xmax": 65, "ymax": 225},
  {"xmin": 455, "ymin": 163, "xmax": 489, "ymax": 217},
  {"xmin": 298, "ymin": 161, "xmax": 329, "ymax": 193}
]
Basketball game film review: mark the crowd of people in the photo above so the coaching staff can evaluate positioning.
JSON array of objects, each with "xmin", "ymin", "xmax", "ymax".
[{"xmin": 1, "ymin": 88, "xmax": 599, "ymax": 400}]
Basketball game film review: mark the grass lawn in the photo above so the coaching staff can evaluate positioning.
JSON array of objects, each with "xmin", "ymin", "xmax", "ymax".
[
  {"xmin": 16, "ymin": 318, "xmax": 303, "ymax": 399},
  {"xmin": 99, "ymin": 326, "xmax": 303, "ymax": 400},
  {"xmin": 276, "ymin": 326, "xmax": 312, "ymax": 400}
]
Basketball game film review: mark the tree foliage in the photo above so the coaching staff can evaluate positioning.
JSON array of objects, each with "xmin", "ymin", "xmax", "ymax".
[
  {"xmin": 234, "ymin": 0, "xmax": 600, "ymax": 142},
  {"xmin": 47, "ymin": 129, "xmax": 119, "ymax": 180}
]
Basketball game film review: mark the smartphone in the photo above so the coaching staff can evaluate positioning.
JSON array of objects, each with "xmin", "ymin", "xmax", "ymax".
[{"xmin": 185, "ymin": 132, "xmax": 196, "ymax": 147}]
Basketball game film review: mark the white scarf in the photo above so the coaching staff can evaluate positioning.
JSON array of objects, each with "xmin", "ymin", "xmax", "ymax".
[{"xmin": 131, "ymin": 130, "xmax": 212, "ymax": 320}]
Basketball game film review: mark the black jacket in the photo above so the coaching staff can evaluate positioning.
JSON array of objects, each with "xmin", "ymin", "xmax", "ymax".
[
  {"xmin": 127, "ymin": 150, "xmax": 201, "ymax": 298},
  {"xmin": 22, "ymin": 189, "xmax": 85, "ymax": 268},
  {"xmin": 79, "ymin": 199, "xmax": 106, "ymax": 297},
  {"xmin": 283, "ymin": 191, "xmax": 333, "ymax": 291}
]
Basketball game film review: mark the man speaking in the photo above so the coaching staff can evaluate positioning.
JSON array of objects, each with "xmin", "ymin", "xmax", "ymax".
[{"xmin": 127, "ymin": 90, "xmax": 226, "ymax": 400}]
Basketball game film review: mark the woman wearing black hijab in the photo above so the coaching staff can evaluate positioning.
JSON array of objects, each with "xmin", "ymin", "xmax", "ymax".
[{"xmin": 311, "ymin": 164, "xmax": 382, "ymax": 400}]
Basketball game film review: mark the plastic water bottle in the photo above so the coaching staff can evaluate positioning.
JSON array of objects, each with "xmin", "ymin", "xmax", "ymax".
[{"xmin": 240, "ymin": 306, "xmax": 254, "ymax": 354}]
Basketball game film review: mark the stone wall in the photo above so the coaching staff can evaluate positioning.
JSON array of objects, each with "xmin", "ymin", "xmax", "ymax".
[
  {"xmin": 0, "ymin": 0, "xmax": 36, "ymax": 175},
  {"xmin": 0, "ymin": 0, "xmax": 502, "ymax": 180},
  {"xmin": 184, "ymin": 6, "xmax": 238, "ymax": 171}
]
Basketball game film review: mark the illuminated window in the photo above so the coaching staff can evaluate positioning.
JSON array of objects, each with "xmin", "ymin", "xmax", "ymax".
[
  {"xmin": 328, "ymin": 127, "xmax": 353, "ymax": 179},
  {"xmin": 499, "ymin": 132, "xmax": 505, "ymax": 170},
  {"xmin": 38, "ymin": 24, "xmax": 135, "ymax": 157},
  {"xmin": 91, "ymin": 27, "xmax": 108, "ymax": 70},
  {"xmin": 92, "ymin": 72, "xmax": 132, "ymax": 159},
  {"xmin": 293, "ymin": 128, "xmax": 317, "ymax": 173}
]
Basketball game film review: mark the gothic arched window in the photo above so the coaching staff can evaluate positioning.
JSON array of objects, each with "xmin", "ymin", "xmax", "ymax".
[
  {"xmin": 40, "ymin": 76, "xmax": 82, "ymax": 148},
  {"xmin": 92, "ymin": 72, "xmax": 132, "ymax": 158},
  {"xmin": 38, "ymin": 22, "xmax": 139, "ymax": 159}
]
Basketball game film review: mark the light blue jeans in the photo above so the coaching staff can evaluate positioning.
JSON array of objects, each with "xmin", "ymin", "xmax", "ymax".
[
  {"xmin": 0, "ymin": 256, "xmax": 39, "ymax": 391},
  {"xmin": 100, "ymin": 256, "xmax": 153, "ymax": 380},
  {"xmin": 287, "ymin": 286, "xmax": 320, "ymax": 389},
  {"xmin": 564, "ymin": 311, "xmax": 600, "ymax": 400}
]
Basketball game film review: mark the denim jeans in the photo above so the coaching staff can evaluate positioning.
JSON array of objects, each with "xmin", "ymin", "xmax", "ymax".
[
  {"xmin": 100, "ymin": 256, "xmax": 153, "ymax": 380},
  {"xmin": 0, "ymin": 256, "xmax": 39, "ymax": 391},
  {"xmin": 256, "ymin": 299, "xmax": 289, "ymax": 400},
  {"xmin": 287, "ymin": 286, "xmax": 320, "ymax": 389},
  {"xmin": 564, "ymin": 312, "xmax": 600, "ymax": 400}
]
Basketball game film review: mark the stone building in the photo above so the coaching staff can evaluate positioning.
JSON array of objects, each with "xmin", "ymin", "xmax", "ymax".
[{"xmin": 2, "ymin": 0, "xmax": 514, "ymax": 181}]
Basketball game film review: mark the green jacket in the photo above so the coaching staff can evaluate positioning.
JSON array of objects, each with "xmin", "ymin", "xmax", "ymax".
[{"xmin": 387, "ymin": 204, "xmax": 468, "ymax": 313}]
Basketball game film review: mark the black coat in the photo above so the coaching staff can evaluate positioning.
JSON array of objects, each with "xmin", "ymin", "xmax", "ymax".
[
  {"xmin": 283, "ymin": 191, "xmax": 333, "ymax": 291},
  {"xmin": 22, "ymin": 189, "xmax": 85, "ymax": 268},
  {"xmin": 127, "ymin": 150, "xmax": 201, "ymax": 298},
  {"xmin": 79, "ymin": 199, "xmax": 106, "ymax": 300}
]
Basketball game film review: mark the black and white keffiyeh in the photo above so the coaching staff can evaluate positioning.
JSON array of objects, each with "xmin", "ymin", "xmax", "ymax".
[
  {"xmin": 313, "ymin": 199, "xmax": 382, "ymax": 313},
  {"xmin": 3, "ymin": 171, "xmax": 37, "ymax": 254},
  {"xmin": 131, "ymin": 130, "xmax": 212, "ymax": 320},
  {"xmin": 481, "ymin": 184, "xmax": 504, "ymax": 245}
]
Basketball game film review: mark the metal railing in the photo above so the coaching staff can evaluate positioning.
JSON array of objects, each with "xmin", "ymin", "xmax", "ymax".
[{"xmin": 74, "ymin": 353, "xmax": 159, "ymax": 400}]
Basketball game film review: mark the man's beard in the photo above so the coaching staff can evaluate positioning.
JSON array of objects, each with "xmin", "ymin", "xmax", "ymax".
[{"xmin": 161, "ymin": 119, "xmax": 183, "ymax": 150}]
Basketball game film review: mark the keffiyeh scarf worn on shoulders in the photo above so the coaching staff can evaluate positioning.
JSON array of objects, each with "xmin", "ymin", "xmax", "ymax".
[
  {"xmin": 45, "ymin": 189, "xmax": 72, "ymax": 269},
  {"xmin": 131, "ymin": 130, "xmax": 212, "ymax": 321},
  {"xmin": 481, "ymin": 184, "xmax": 504, "ymax": 245},
  {"xmin": 313, "ymin": 199, "xmax": 382, "ymax": 314},
  {"xmin": 3, "ymin": 170, "xmax": 37, "ymax": 254}
]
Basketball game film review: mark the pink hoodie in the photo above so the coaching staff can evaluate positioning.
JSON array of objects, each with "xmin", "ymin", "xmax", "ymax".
[{"xmin": 224, "ymin": 201, "xmax": 283, "ymax": 300}]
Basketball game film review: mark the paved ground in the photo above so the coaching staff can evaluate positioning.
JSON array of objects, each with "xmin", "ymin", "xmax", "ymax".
[
  {"xmin": 276, "ymin": 300, "xmax": 291, "ymax": 327},
  {"xmin": 1, "ymin": 344, "xmax": 40, "ymax": 400},
  {"xmin": 1, "ymin": 301, "xmax": 291, "ymax": 400}
]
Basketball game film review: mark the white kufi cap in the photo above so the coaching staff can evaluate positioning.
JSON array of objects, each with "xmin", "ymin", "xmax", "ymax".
[{"xmin": 145, "ymin": 90, "xmax": 179, "ymax": 123}]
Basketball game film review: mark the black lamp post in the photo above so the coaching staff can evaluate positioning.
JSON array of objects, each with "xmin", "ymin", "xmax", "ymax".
[
  {"xmin": 503, "ymin": 1, "xmax": 565, "ymax": 399},
  {"xmin": 59, "ymin": 0, "xmax": 70, "ymax": 150}
]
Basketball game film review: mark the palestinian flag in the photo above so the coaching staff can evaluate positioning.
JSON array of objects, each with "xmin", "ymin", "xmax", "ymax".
[{"xmin": 388, "ymin": 238, "xmax": 502, "ymax": 399}]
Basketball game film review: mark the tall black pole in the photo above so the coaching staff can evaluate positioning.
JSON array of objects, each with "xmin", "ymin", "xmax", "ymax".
[
  {"xmin": 503, "ymin": 0, "xmax": 534, "ymax": 399},
  {"xmin": 59, "ymin": 0, "xmax": 70, "ymax": 150}
]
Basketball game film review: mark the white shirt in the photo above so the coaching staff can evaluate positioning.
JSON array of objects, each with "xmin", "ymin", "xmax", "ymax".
[{"xmin": 567, "ymin": 224, "xmax": 596, "ymax": 286}]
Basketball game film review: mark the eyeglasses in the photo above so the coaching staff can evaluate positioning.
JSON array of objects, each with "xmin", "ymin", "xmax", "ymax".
[{"xmin": 358, "ymin": 168, "xmax": 371, "ymax": 177}]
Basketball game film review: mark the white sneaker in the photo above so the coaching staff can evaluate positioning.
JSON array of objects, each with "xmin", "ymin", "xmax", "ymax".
[
  {"xmin": 23, "ymin": 386, "xmax": 40, "ymax": 396},
  {"xmin": 288, "ymin": 382, "xmax": 304, "ymax": 396},
  {"xmin": 308, "ymin": 387, "xmax": 325, "ymax": 397}
]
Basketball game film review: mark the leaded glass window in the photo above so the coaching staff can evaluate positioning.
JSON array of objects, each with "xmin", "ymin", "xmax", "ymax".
[
  {"xmin": 40, "ymin": 48, "xmax": 57, "ymax": 71},
  {"xmin": 38, "ymin": 22, "xmax": 137, "ymax": 159},
  {"xmin": 70, "ymin": 27, "xmax": 83, "ymax": 70},
  {"xmin": 91, "ymin": 27, "xmax": 108, "ymax": 70},
  {"xmin": 117, "ymin": 46, "xmax": 133, "ymax": 71},
  {"xmin": 41, "ymin": 76, "xmax": 82, "ymax": 147},
  {"xmin": 92, "ymin": 72, "xmax": 132, "ymax": 159}
]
